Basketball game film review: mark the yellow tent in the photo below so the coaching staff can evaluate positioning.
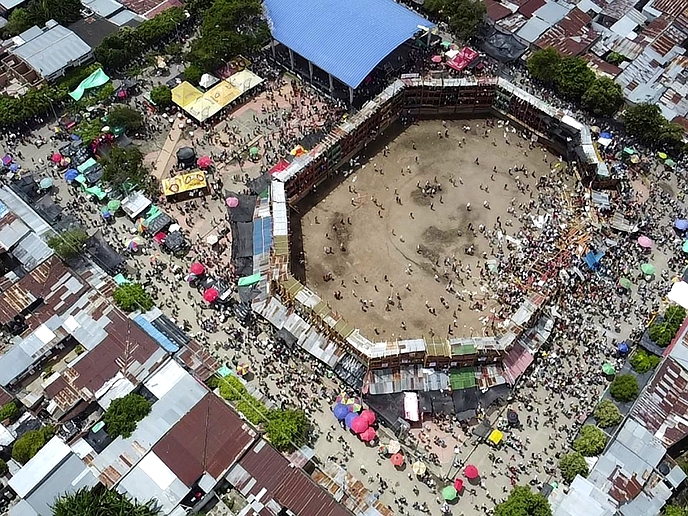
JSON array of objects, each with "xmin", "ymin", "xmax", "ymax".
[
  {"xmin": 171, "ymin": 81, "xmax": 202, "ymax": 108},
  {"xmin": 204, "ymin": 81, "xmax": 241, "ymax": 108},
  {"xmin": 488, "ymin": 429, "xmax": 503, "ymax": 445},
  {"xmin": 185, "ymin": 96, "xmax": 222, "ymax": 122}
]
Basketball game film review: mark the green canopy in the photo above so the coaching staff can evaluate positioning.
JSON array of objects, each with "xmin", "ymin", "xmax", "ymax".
[
  {"xmin": 75, "ymin": 174, "xmax": 87, "ymax": 185},
  {"xmin": 249, "ymin": 147, "xmax": 259, "ymax": 157},
  {"xmin": 442, "ymin": 486, "xmax": 457, "ymax": 501},
  {"xmin": 602, "ymin": 363, "xmax": 615, "ymax": 375},
  {"xmin": 77, "ymin": 157, "xmax": 97, "ymax": 173},
  {"xmin": 665, "ymin": 158, "xmax": 676, "ymax": 168},
  {"xmin": 107, "ymin": 199, "xmax": 121, "ymax": 211},
  {"xmin": 623, "ymin": 147, "xmax": 636, "ymax": 155},
  {"xmin": 641, "ymin": 263, "xmax": 656, "ymax": 276},
  {"xmin": 238, "ymin": 273, "xmax": 261, "ymax": 287},
  {"xmin": 217, "ymin": 365, "xmax": 233, "ymax": 377},
  {"xmin": 440, "ymin": 41, "xmax": 452, "ymax": 48},
  {"xmin": 113, "ymin": 273, "xmax": 130, "ymax": 285},
  {"xmin": 100, "ymin": 205, "xmax": 111, "ymax": 214},
  {"xmin": 84, "ymin": 185, "xmax": 107, "ymax": 200},
  {"xmin": 619, "ymin": 277, "xmax": 632, "ymax": 289},
  {"xmin": 69, "ymin": 68, "xmax": 110, "ymax": 101}
]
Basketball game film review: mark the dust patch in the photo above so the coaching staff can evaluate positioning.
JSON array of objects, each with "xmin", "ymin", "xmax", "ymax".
[
  {"xmin": 328, "ymin": 212, "xmax": 351, "ymax": 252},
  {"xmin": 423, "ymin": 226, "xmax": 456, "ymax": 245},
  {"xmin": 411, "ymin": 189, "xmax": 432, "ymax": 206}
]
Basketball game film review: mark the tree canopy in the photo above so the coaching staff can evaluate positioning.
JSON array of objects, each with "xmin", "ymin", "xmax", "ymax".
[
  {"xmin": 3, "ymin": 0, "xmax": 82, "ymax": 36},
  {"xmin": 649, "ymin": 305, "xmax": 686, "ymax": 347},
  {"xmin": 593, "ymin": 399, "xmax": 622, "ymax": 428},
  {"xmin": 113, "ymin": 283, "xmax": 154, "ymax": 313},
  {"xmin": 150, "ymin": 85, "xmax": 173, "ymax": 107},
  {"xmin": 102, "ymin": 146, "xmax": 150, "ymax": 192},
  {"xmin": 52, "ymin": 485, "xmax": 160, "ymax": 516},
  {"xmin": 582, "ymin": 77, "xmax": 624, "ymax": 117},
  {"xmin": 555, "ymin": 57, "xmax": 595, "ymax": 101},
  {"xmin": 12, "ymin": 426, "xmax": 55, "ymax": 464},
  {"xmin": 573, "ymin": 425, "xmax": 607, "ymax": 456},
  {"xmin": 267, "ymin": 409, "xmax": 308, "ymax": 452},
  {"xmin": 527, "ymin": 48, "xmax": 561, "ymax": 83},
  {"xmin": 623, "ymin": 103, "xmax": 686, "ymax": 151},
  {"xmin": 108, "ymin": 106, "xmax": 144, "ymax": 132},
  {"xmin": 103, "ymin": 393, "xmax": 152, "ymax": 438},
  {"xmin": 494, "ymin": 485, "xmax": 552, "ymax": 516},
  {"xmin": 0, "ymin": 401, "xmax": 19, "ymax": 423},
  {"xmin": 610, "ymin": 374, "xmax": 639, "ymax": 403},
  {"xmin": 47, "ymin": 228, "xmax": 89, "ymax": 260},
  {"xmin": 630, "ymin": 348, "xmax": 660, "ymax": 374},
  {"xmin": 559, "ymin": 452, "xmax": 588, "ymax": 484},
  {"xmin": 424, "ymin": 0, "xmax": 486, "ymax": 40}
]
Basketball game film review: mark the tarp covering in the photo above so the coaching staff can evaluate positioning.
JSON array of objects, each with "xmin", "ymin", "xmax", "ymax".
[
  {"xmin": 77, "ymin": 158, "xmax": 97, "ymax": 173},
  {"xmin": 172, "ymin": 81, "xmax": 203, "ymax": 108},
  {"xmin": 69, "ymin": 68, "xmax": 110, "ymax": 101},
  {"xmin": 161, "ymin": 171, "xmax": 207, "ymax": 196},
  {"xmin": 238, "ymin": 273, "xmax": 261, "ymax": 286},
  {"xmin": 452, "ymin": 388, "xmax": 479, "ymax": 421},
  {"xmin": 446, "ymin": 47, "xmax": 479, "ymax": 72},
  {"xmin": 479, "ymin": 25, "xmax": 527, "ymax": 62}
]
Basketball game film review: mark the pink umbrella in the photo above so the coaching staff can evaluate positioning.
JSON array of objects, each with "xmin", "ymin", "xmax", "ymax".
[
  {"xmin": 203, "ymin": 288, "xmax": 219, "ymax": 303},
  {"xmin": 391, "ymin": 453, "xmax": 404, "ymax": 467},
  {"xmin": 360, "ymin": 427, "xmax": 377, "ymax": 442},
  {"xmin": 360, "ymin": 409, "xmax": 376, "ymax": 425},
  {"xmin": 431, "ymin": 55, "xmax": 442, "ymax": 63},
  {"xmin": 454, "ymin": 478, "xmax": 464, "ymax": 491},
  {"xmin": 464, "ymin": 464, "xmax": 479, "ymax": 479},
  {"xmin": 638, "ymin": 236, "xmax": 653, "ymax": 248},
  {"xmin": 226, "ymin": 197, "xmax": 239, "ymax": 208},
  {"xmin": 190, "ymin": 262, "xmax": 205, "ymax": 275},
  {"xmin": 197, "ymin": 156, "xmax": 212, "ymax": 169},
  {"xmin": 50, "ymin": 152, "xmax": 62, "ymax": 163},
  {"xmin": 350, "ymin": 416, "xmax": 369, "ymax": 434}
]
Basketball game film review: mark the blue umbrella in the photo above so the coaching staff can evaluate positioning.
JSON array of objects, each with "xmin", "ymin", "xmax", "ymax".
[
  {"xmin": 344, "ymin": 411, "xmax": 357, "ymax": 429},
  {"xmin": 9, "ymin": 163, "xmax": 19, "ymax": 172},
  {"xmin": 64, "ymin": 169, "xmax": 78, "ymax": 182},
  {"xmin": 675, "ymin": 219, "xmax": 688, "ymax": 231},
  {"xmin": 618, "ymin": 342, "xmax": 629, "ymax": 354},
  {"xmin": 600, "ymin": 132, "xmax": 612, "ymax": 139},
  {"xmin": 333, "ymin": 403, "xmax": 349, "ymax": 420}
]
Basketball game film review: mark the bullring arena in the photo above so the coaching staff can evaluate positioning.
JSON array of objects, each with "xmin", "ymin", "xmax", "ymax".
[{"xmin": 242, "ymin": 76, "xmax": 604, "ymax": 394}]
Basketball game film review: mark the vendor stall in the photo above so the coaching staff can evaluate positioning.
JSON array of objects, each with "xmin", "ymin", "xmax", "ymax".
[
  {"xmin": 121, "ymin": 191, "xmax": 152, "ymax": 220},
  {"xmin": 162, "ymin": 171, "xmax": 209, "ymax": 200}
]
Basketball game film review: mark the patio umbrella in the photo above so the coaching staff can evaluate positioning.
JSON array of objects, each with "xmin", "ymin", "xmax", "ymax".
[
  {"xmin": 107, "ymin": 199, "xmax": 121, "ymax": 212},
  {"xmin": 507, "ymin": 410, "xmax": 519, "ymax": 425},
  {"xmin": 464, "ymin": 465, "xmax": 479, "ymax": 479},
  {"xmin": 39, "ymin": 177, "xmax": 53, "ymax": 189},
  {"xmin": 2, "ymin": 154, "xmax": 11, "ymax": 165},
  {"xmin": 441, "ymin": 486, "xmax": 457, "ymax": 501},
  {"xmin": 335, "ymin": 391, "xmax": 348, "ymax": 403},
  {"xmin": 197, "ymin": 156, "xmax": 212, "ymax": 169},
  {"xmin": 619, "ymin": 277, "xmax": 632, "ymax": 289},
  {"xmin": 127, "ymin": 236, "xmax": 144, "ymax": 250},
  {"xmin": 347, "ymin": 398, "xmax": 362, "ymax": 413},
  {"xmin": 226, "ymin": 197, "xmax": 239, "ymax": 208},
  {"xmin": 637, "ymin": 236, "xmax": 653, "ymax": 248},
  {"xmin": 630, "ymin": 154, "xmax": 640, "ymax": 164},
  {"xmin": 683, "ymin": 240, "xmax": 688, "ymax": 253},
  {"xmin": 350, "ymin": 416, "xmax": 369, "ymax": 434},
  {"xmin": 237, "ymin": 363, "xmax": 250, "ymax": 376},
  {"xmin": 9, "ymin": 163, "xmax": 19, "ymax": 172},
  {"xmin": 344, "ymin": 412, "xmax": 357, "ymax": 429},
  {"xmin": 360, "ymin": 427, "xmax": 377, "ymax": 442},
  {"xmin": 641, "ymin": 263, "xmax": 656, "ymax": 275},
  {"xmin": 675, "ymin": 219, "xmax": 688, "ymax": 231},
  {"xmin": 602, "ymin": 363, "xmax": 615, "ymax": 375},
  {"xmin": 100, "ymin": 206, "xmax": 112, "ymax": 218},
  {"xmin": 412, "ymin": 461, "xmax": 426, "ymax": 475},
  {"xmin": 206, "ymin": 234, "xmax": 219, "ymax": 245},
  {"xmin": 203, "ymin": 287, "xmax": 219, "ymax": 303},
  {"xmin": 168, "ymin": 223, "xmax": 181, "ymax": 233},
  {"xmin": 431, "ymin": 55, "xmax": 442, "ymax": 63},
  {"xmin": 618, "ymin": 342, "xmax": 629, "ymax": 354},
  {"xmin": 50, "ymin": 152, "xmax": 62, "ymax": 163},
  {"xmin": 665, "ymin": 158, "xmax": 676, "ymax": 168},
  {"xmin": 387, "ymin": 440, "xmax": 401, "ymax": 454},
  {"xmin": 249, "ymin": 147, "xmax": 260, "ymax": 157},
  {"xmin": 360, "ymin": 409, "xmax": 376, "ymax": 425},
  {"xmin": 190, "ymin": 262, "xmax": 205, "ymax": 275},
  {"xmin": 64, "ymin": 169, "xmax": 78, "ymax": 182},
  {"xmin": 658, "ymin": 151, "xmax": 668, "ymax": 160},
  {"xmin": 333, "ymin": 403, "xmax": 349, "ymax": 420},
  {"xmin": 390, "ymin": 453, "xmax": 404, "ymax": 467},
  {"xmin": 453, "ymin": 478, "xmax": 464, "ymax": 492}
]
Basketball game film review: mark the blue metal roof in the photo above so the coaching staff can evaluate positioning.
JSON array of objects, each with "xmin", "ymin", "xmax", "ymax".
[
  {"xmin": 264, "ymin": 0, "xmax": 433, "ymax": 89},
  {"xmin": 134, "ymin": 315, "xmax": 179, "ymax": 353},
  {"xmin": 253, "ymin": 216, "xmax": 273, "ymax": 256}
]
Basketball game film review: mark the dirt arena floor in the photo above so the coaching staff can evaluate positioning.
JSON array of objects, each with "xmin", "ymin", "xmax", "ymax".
[{"xmin": 298, "ymin": 118, "xmax": 562, "ymax": 341}]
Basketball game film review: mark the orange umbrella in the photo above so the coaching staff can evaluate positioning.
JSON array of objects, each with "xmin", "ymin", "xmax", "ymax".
[{"xmin": 391, "ymin": 453, "xmax": 404, "ymax": 466}]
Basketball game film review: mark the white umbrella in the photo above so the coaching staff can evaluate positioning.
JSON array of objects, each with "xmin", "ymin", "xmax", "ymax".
[
  {"xmin": 206, "ymin": 234, "xmax": 219, "ymax": 245},
  {"xmin": 168, "ymin": 223, "xmax": 181, "ymax": 233},
  {"xmin": 387, "ymin": 440, "xmax": 401, "ymax": 454}
]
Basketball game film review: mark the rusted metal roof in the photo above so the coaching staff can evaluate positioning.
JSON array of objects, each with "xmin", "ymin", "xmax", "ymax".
[
  {"xmin": 639, "ymin": 15, "xmax": 670, "ymax": 43},
  {"xmin": 0, "ymin": 385, "xmax": 11, "ymax": 406},
  {"xmin": 650, "ymin": 25, "xmax": 687, "ymax": 56},
  {"xmin": 153, "ymin": 393, "xmax": 256, "ymax": 486},
  {"xmin": 650, "ymin": 0, "xmax": 688, "ymax": 19},
  {"xmin": 175, "ymin": 340, "xmax": 219, "ymax": 382},
  {"xmin": 228, "ymin": 440, "xmax": 351, "ymax": 516},
  {"xmin": 518, "ymin": 0, "xmax": 545, "ymax": 18},
  {"xmin": 536, "ymin": 8, "xmax": 598, "ymax": 56},
  {"xmin": 486, "ymin": 0, "xmax": 512, "ymax": 21},
  {"xmin": 585, "ymin": 54, "xmax": 623, "ymax": 77}
]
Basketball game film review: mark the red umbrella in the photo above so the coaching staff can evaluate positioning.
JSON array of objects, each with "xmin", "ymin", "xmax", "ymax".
[
  {"xmin": 51, "ymin": 152, "xmax": 62, "ymax": 163},
  {"xmin": 350, "ymin": 416, "xmax": 369, "ymax": 434},
  {"xmin": 197, "ymin": 156, "xmax": 212, "ymax": 169},
  {"xmin": 203, "ymin": 288, "xmax": 219, "ymax": 303},
  {"xmin": 464, "ymin": 464, "xmax": 479, "ymax": 479},
  {"xmin": 454, "ymin": 478, "xmax": 464, "ymax": 491},
  {"xmin": 360, "ymin": 409, "xmax": 376, "ymax": 425},
  {"xmin": 391, "ymin": 453, "xmax": 404, "ymax": 467},
  {"xmin": 431, "ymin": 55, "xmax": 442, "ymax": 63},
  {"xmin": 360, "ymin": 427, "xmax": 377, "ymax": 442},
  {"xmin": 190, "ymin": 262, "xmax": 205, "ymax": 275}
]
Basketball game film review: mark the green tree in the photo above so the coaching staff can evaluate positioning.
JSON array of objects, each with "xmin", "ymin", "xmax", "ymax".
[
  {"xmin": 52, "ymin": 485, "xmax": 160, "ymax": 516},
  {"xmin": 582, "ymin": 77, "xmax": 624, "ymax": 117},
  {"xmin": 218, "ymin": 376, "xmax": 247, "ymax": 401},
  {"xmin": 0, "ymin": 458, "xmax": 7, "ymax": 476},
  {"xmin": 108, "ymin": 106, "xmax": 144, "ymax": 131},
  {"xmin": 184, "ymin": 64, "xmax": 203, "ymax": 85},
  {"xmin": 4, "ymin": 8, "xmax": 33, "ymax": 36},
  {"xmin": 649, "ymin": 305, "xmax": 686, "ymax": 347},
  {"xmin": 573, "ymin": 425, "xmax": 607, "ymax": 456},
  {"xmin": 12, "ymin": 426, "xmax": 55, "ymax": 464},
  {"xmin": 494, "ymin": 485, "xmax": 552, "ymax": 516},
  {"xmin": 665, "ymin": 505, "xmax": 688, "ymax": 516},
  {"xmin": 102, "ymin": 146, "xmax": 149, "ymax": 191},
  {"xmin": 113, "ymin": 283, "xmax": 154, "ymax": 312},
  {"xmin": 555, "ymin": 57, "xmax": 595, "ymax": 101},
  {"xmin": 103, "ymin": 393, "xmax": 152, "ymax": 438},
  {"xmin": 75, "ymin": 118, "xmax": 103, "ymax": 145},
  {"xmin": 559, "ymin": 452, "xmax": 588, "ymax": 484},
  {"xmin": 424, "ymin": 0, "xmax": 486, "ymax": 40},
  {"xmin": 623, "ymin": 103, "xmax": 666, "ymax": 144},
  {"xmin": 47, "ymin": 228, "xmax": 89, "ymax": 260},
  {"xmin": 659, "ymin": 122, "xmax": 686, "ymax": 152},
  {"xmin": 606, "ymin": 51, "xmax": 626, "ymax": 66},
  {"xmin": 150, "ymin": 85, "xmax": 173, "ymax": 107},
  {"xmin": 267, "ymin": 409, "xmax": 308, "ymax": 452},
  {"xmin": 527, "ymin": 48, "xmax": 561, "ymax": 83},
  {"xmin": 593, "ymin": 399, "xmax": 622, "ymax": 428},
  {"xmin": 0, "ymin": 401, "xmax": 19, "ymax": 423},
  {"xmin": 610, "ymin": 374, "xmax": 639, "ymax": 402},
  {"xmin": 236, "ymin": 398, "xmax": 270, "ymax": 425},
  {"xmin": 95, "ymin": 28, "xmax": 140, "ymax": 70},
  {"xmin": 630, "ymin": 349, "xmax": 660, "ymax": 374}
]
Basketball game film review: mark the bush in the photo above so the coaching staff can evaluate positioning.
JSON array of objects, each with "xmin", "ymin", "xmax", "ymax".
[
  {"xmin": 0, "ymin": 401, "xmax": 19, "ymax": 423},
  {"xmin": 47, "ymin": 228, "xmax": 89, "ymax": 260},
  {"xmin": 630, "ymin": 349, "xmax": 660, "ymax": 374},
  {"xmin": 649, "ymin": 306, "xmax": 686, "ymax": 347},
  {"xmin": 150, "ymin": 85, "xmax": 173, "ymax": 107},
  {"xmin": 113, "ymin": 283, "xmax": 154, "ymax": 312},
  {"xmin": 103, "ymin": 393, "xmax": 152, "ymax": 438},
  {"xmin": 559, "ymin": 452, "xmax": 588, "ymax": 483},
  {"xmin": 12, "ymin": 426, "xmax": 55, "ymax": 464},
  {"xmin": 593, "ymin": 399, "xmax": 622, "ymax": 428},
  {"xmin": 0, "ymin": 458, "xmax": 6, "ymax": 475},
  {"xmin": 218, "ymin": 376, "xmax": 247, "ymax": 401},
  {"xmin": 266, "ymin": 409, "xmax": 308, "ymax": 452},
  {"xmin": 610, "ymin": 374, "xmax": 639, "ymax": 402},
  {"xmin": 573, "ymin": 425, "xmax": 607, "ymax": 456},
  {"xmin": 53, "ymin": 486, "xmax": 159, "ymax": 516},
  {"xmin": 494, "ymin": 485, "xmax": 551, "ymax": 516}
]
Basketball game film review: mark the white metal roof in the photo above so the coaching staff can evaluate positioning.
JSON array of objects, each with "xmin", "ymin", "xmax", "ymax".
[
  {"xmin": 144, "ymin": 359, "xmax": 187, "ymax": 399},
  {"xmin": 9, "ymin": 437, "xmax": 70, "ymax": 497}
]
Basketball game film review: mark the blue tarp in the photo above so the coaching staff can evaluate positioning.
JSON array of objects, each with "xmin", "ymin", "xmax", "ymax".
[
  {"xmin": 263, "ymin": 0, "xmax": 434, "ymax": 89},
  {"xmin": 584, "ymin": 250, "xmax": 604, "ymax": 270},
  {"xmin": 253, "ymin": 216, "xmax": 273, "ymax": 256},
  {"xmin": 133, "ymin": 315, "xmax": 179, "ymax": 353}
]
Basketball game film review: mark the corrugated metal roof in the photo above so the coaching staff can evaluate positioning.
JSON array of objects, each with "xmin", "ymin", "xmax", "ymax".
[
  {"xmin": 0, "ymin": 213, "xmax": 30, "ymax": 250},
  {"xmin": 8, "ymin": 437, "xmax": 71, "ymax": 497},
  {"xmin": 536, "ymin": 8, "xmax": 598, "ymax": 56},
  {"xmin": 263, "ymin": 0, "xmax": 433, "ymax": 89}
]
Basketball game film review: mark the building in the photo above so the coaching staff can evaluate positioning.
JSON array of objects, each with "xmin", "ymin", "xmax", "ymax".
[{"xmin": 8, "ymin": 20, "xmax": 93, "ymax": 82}]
